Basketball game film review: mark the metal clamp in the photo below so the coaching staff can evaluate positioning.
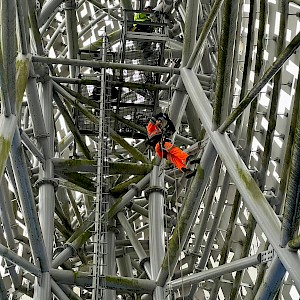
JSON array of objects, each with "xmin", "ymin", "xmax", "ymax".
[
  {"xmin": 64, "ymin": 242, "xmax": 78, "ymax": 256},
  {"xmin": 139, "ymin": 256, "xmax": 150, "ymax": 269},
  {"xmin": 144, "ymin": 186, "xmax": 166, "ymax": 199},
  {"xmin": 34, "ymin": 178, "xmax": 59, "ymax": 191}
]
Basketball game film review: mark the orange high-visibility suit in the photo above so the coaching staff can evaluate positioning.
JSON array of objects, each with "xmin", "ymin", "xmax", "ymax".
[
  {"xmin": 155, "ymin": 141, "xmax": 189, "ymax": 171},
  {"xmin": 146, "ymin": 114, "xmax": 189, "ymax": 171}
]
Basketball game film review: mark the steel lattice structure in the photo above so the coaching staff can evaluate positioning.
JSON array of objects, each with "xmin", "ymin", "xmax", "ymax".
[{"xmin": 0, "ymin": 0, "xmax": 299, "ymax": 299}]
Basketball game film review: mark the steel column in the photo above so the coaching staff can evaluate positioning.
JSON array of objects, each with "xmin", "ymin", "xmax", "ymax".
[
  {"xmin": 149, "ymin": 166, "xmax": 165, "ymax": 299},
  {"xmin": 255, "ymin": 256, "xmax": 286, "ymax": 300},
  {"xmin": 10, "ymin": 130, "xmax": 49, "ymax": 272},
  {"xmin": 1, "ymin": 0, "xmax": 16, "ymax": 114}
]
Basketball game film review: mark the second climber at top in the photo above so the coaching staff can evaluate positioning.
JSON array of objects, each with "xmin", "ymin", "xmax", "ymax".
[
  {"xmin": 146, "ymin": 112, "xmax": 197, "ymax": 178},
  {"xmin": 132, "ymin": 6, "xmax": 154, "ymax": 33}
]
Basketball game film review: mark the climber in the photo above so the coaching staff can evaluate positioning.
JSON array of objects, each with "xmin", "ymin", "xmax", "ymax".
[
  {"xmin": 146, "ymin": 112, "xmax": 197, "ymax": 178},
  {"xmin": 131, "ymin": 6, "xmax": 155, "ymax": 65},
  {"xmin": 132, "ymin": 6, "xmax": 154, "ymax": 33}
]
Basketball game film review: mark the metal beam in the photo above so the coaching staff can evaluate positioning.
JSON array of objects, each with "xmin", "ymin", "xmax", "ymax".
[
  {"xmin": 169, "ymin": 253, "xmax": 263, "ymax": 290},
  {"xmin": 32, "ymin": 55, "xmax": 180, "ymax": 74}
]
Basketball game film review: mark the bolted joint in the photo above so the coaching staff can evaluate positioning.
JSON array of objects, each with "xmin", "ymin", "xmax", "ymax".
[
  {"xmin": 259, "ymin": 249, "xmax": 274, "ymax": 263},
  {"xmin": 128, "ymin": 183, "xmax": 141, "ymax": 196},
  {"xmin": 144, "ymin": 186, "xmax": 167, "ymax": 199}
]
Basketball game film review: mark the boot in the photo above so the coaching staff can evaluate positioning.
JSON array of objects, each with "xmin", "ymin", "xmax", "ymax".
[
  {"xmin": 182, "ymin": 168, "xmax": 196, "ymax": 178},
  {"xmin": 186, "ymin": 155, "xmax": 201, "ymax": 165}
]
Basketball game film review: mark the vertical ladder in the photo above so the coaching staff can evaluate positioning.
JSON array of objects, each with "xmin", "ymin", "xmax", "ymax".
[{"xmin": 92, "ymin": 36, "xmax": 110, "ymax": 300}]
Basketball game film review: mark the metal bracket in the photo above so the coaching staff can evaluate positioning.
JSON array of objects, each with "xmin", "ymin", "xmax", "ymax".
[{"xmin": 260, "ymin": 249, "xmax": 274, "ymax": 263}]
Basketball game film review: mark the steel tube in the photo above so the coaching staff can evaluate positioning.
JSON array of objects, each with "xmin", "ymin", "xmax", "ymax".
[
  {"xmin": 25, "ymin": 63, "xmax": 51, "ymax": 159},
  {"xmin": 39, "ymin": 77, "xmax": 55, "ymax": 251},
  {"xmin": 219, "ymin": 31, "xmax": 300, "ymax": 133},
  {"xmin": 156, "ymin": 142, "xmax": 217, "ymax": 286},
  {"xmin": 50, "ymin": 269, "xmax": 156, "ymax": 293},
  {"xmin": 0, "ymin": 180, "xmax": 21, "ymax": 288},
  {"xmin": 0, "ymin": 243, "xmax": 41, "ymax": 277},
  {"xmin": 40, "ymin": 6, "xmax": 59, "ymax": 36},
  {"xmin": 168, "ymin": 0, "xmax": 202, "ymax": 139},
  {"xmin": 64, "ymin": 0, "xmax": 78, "ymax": 80},
  {"xmin": 280, "ymin": 82, "xmax": 300, "ymax": 248},
  {"xmin": 117, "ymin": 212, "xmax": 152, "ymax": 278},
  {"xmin": 186, "ymin": 0, "xmax": 224, "ymax": 70},
  {"xmin": 38, "ymin": 0, "xmax": 64, "ymax": 27},
  {"xmin": 52, "ymin": 230, "xmax": 92, "ymax": 268},
  {"xmin": 255, "ymin": 256, "xmax": 286, "ymax": 300},
  {"xmin": 16, "ymin": 0, "xmax": 29, "ymax": 54},
  {"xmin": 181, "ymin": 67, "xmax": 300, "ymax": 290},
  {"xmin": 168, "ymin": 254, "xmax": 260, "ymax": 290},
  {"xmin": 10, "ymin": 130, "xmax": 49, "ymax": 272},
  {"xmin": 1, "ymin": 0, "xmax": 16, "ymax": 115},
  {"xmin": 45, "ymin": 20, "xmax": 66, "ymax": 51},
  {"xmin": 32, "ymin": 55, "xmax": 180, "ymax": 74},
  {"xmin": 51, "ymin": 278, "xmax": 70, "ymax": 300},
  {"xmin": 108, "ymin": 173, "xmax": 150, "ymax": 218},
  {"xmin": 173, "ymin": 157, "xmax": 222, "ymax": 279},
  {"xmin": 20, "ymin": 129, "xmax": 45, "ymax": 164},
  {"xmin": 0, "ymin": 275, "xmax": 8, "ymax": 300},
  {"xmin": 149, "ymin": 166, "xmax": 165, "ymax": 299},
  {"xmin": 116, "ymin": 227, "xmax": 134, "ymax": 278},
  {"xmin": 26, "ymin": 0, "xmax": 44, "ymax": 55},
  {"xmin": 50, "ymin": 269, "xmax": 91, "ymax": 286}
]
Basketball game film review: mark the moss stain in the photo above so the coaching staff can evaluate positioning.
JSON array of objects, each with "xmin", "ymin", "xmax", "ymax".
[
  {"xmin": 236, "ymin": 164, "xmax": 263, "ymax": 201},
  {"xmin": 16, "ymin": 55, "xmax": 29, "ymax": 110},
  {"xmin": 106, "ymin": 275, "xmax": 148, "ymax": 292},
  {"xmin": 74, "ymin": 230, "xmax": 92, "ymax": 246},
  {"xmin": 0, "ymin": 136, "xmax": 11, "ymax": 175},
  {"xmin": 73, "ymin": 271, "xmax": 79, "ymax": 282},
  {"xmin": 108, "ymin": 197, "xmax": 123, "ymax": 219}
]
